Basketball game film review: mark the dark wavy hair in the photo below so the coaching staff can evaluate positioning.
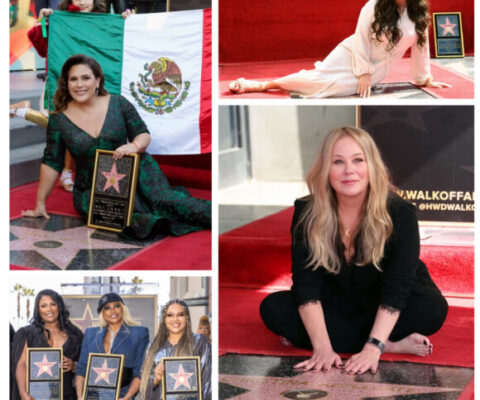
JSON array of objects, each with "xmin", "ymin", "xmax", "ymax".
[
  {"xmin": 31, "ymin": 289, "xmax": 80, "ymax": 339},
  {"xmin": 57, "ymin": 0, "xmax": 107, "ymax": 12},
  {"xmin": 53, "ymin": 54, "xmax": 108, "ymax": 112},
  {"xmin": 372, "ymin": 0, "xmax": 430, "ymax": 50},
  {"xmin": 139, "ymin": 299, "xmax": 196, "ymax": 399}
]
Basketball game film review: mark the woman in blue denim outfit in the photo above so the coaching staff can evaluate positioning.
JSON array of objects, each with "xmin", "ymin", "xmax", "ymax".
[{"xmin": 75, "ymin": 293, "xmax": 149, "ymax": 400}]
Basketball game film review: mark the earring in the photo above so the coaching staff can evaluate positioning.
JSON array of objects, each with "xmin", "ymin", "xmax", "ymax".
[{"xmin": 95, "ymin": 87, "xmax": 99, "ymax": 95}]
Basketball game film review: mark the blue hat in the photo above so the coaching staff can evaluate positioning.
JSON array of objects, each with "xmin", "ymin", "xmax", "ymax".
[{"xmin": 97, "ymin": 293, "xmax": 124, "ymax": 313}]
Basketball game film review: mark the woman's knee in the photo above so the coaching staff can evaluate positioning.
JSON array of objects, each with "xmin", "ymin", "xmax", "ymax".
[{"xmin": 259, "ymin": 291, "xmax": 293, "ymax": 327}]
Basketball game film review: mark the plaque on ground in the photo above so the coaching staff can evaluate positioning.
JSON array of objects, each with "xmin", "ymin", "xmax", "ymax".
[
  {"xmin": 433, "ymin": 12, "xmax": 465, "ymax": 58},
  {"xmin": 88, "ymin": 149, "xmax": 139, "ymax": 232},
  {"xmin": 27, "ymin": 348, "xmax": 63, "ymax": 400},
  {"xmin": 83, "ymin": 353, "xmax": 124, "ymax": 400},
  {"xmin": 162, "ymin": 356, "xmax": 202, "ymax": 400}
]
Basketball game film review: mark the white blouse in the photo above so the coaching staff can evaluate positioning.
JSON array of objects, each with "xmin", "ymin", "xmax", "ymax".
[{"xmin": 274, "ymin": 0, "xmax": 432, "ymax": 98}]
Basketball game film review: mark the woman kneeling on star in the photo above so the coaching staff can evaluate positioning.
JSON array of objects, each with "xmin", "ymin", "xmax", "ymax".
[{"xmin": 260, "ymin": 126, "xmax": 448, "ymax": 374}]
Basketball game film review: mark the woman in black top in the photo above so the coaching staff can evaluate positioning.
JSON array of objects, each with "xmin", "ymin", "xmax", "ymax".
[
  {"xmin": 260, "ymin": 127, "xmax": 448, "ymax": 375},
  {"xmin": 11, "ymin": 289, "xmax": 84, "ymax": 400}
]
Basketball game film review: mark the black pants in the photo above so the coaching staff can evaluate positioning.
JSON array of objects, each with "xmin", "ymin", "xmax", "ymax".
[{"xmin": 260, "ymin": 287, "xmax": 448, "ymax": 353}]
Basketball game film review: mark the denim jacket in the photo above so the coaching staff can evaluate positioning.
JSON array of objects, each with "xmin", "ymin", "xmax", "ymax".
[{"xmin": 76, "ymin": 324, "xmax": 149, "ymax": 396}]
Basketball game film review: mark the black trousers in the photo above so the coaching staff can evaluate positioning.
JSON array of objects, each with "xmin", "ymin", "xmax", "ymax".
[{"xmin": 260, "ymin": 287, "xmax": 448, "ymax": 353}]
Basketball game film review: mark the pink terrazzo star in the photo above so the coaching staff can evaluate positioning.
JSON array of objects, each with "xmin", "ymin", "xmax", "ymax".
[
  {"xmin": 440, "ymin": 17, "xmax": 457, "ymax": 36},
  {"xmin": 169, "ymin": 364, "xmax": 194, "ymax": 390},
  {"xmin": 101, "ymin": 162, "xmax": 126, "ymax": 194},
  {"xmin": 93, "ymin": 360, "xmax": 116, "ymax": 384},
  {"xmin": 219, "ymin": 372, "xmax": 460, "ymax": 399},
  {"xmin": 34, "ymin": 354, "xmax": 57, "ymax": 377},
  {"xmin": 10, "ymin": 225, "xmax": 142, "ymax": 270}
]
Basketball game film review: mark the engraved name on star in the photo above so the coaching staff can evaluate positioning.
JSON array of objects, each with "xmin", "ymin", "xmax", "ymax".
[
  {"xmin": 169, "ymin": 364, "xmax": 194, "ymax": 390},
  {"xmin": 34, "ymin": 354, "xmax": 57, "ymax": 377},
  {"xmin": 93, "ymin": 360, "xmax": 117, "ymax": 384},
  {"xmin": 101, "ymin": 162, "xmax": 126, "ymax": 194},
  {"xmin": 440, "ymin": 17, "xmax": 457, "ymax": 36}
]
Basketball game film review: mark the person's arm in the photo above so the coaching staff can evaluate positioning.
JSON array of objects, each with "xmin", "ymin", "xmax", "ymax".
[
  {"xmin": 294, "ymin": 302, "xmax": 342, "ymax": 372},
  {"xmin": 153, "ymin": 361, "xmax": 164, "ymax": 386},
  {"xmin": 196, "ymin": 335, "xmax": 212, "ymax": 400},
  {"xmin": 352, "ymin": 0, "xmax": 376, "ymax": 97},
  {"xmin": 75, "ymin": 375, "xmax": 85, "ymax": 399},
  {"xmin": 120, "ymin": 377, "xmax": 140, "ymax": 400},
  {"xmin": 16, "ymin": 344, "xmax": 34, "ymax": 400},
  {"xmin": 290, "ymin": 199, "xmax": 342, "ymax": 372},
  {"xmin": 344, "ymin": 306, "xmax": 399, "ymax": 374},
  {"xmin": 21, "ymin": 163, "xmax": 59, "ymax": 218},
  {"xmin": 22, "ymin": 114, "xmax": 65, "ymax": 218},
  {"xmin": 75, "ymin": 328, "xmax": 91, "ymax": 398},
  {"xmin": 344, "ymin": 199, "xmax": 421, "ymax": 374},
  {"xmin": 113, "ymin": 133, "xmax": 151, "ymax": 160},
  {"xmin": 411, "ymin": 29, "xmax": 451, "ymax": 88}
]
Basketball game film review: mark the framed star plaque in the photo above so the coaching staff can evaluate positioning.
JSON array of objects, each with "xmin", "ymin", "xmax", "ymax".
[
  {"xmin": 432, "ymin": 12, "xmax": 465, "ymax": 58},
  {"xmin": 88, "ymin": 149, "xmax": 140, "ymax": 232},
  {"xmin": 83, "ymin": 353, "xmax": 124, "ymax": 400},
  {"xmin": 162, "ymin": 356, "xmax": 202, "ymax": 400},
  {"xmin": 27, "ymin": 348, "xmax": 63, "ymax": 400}
]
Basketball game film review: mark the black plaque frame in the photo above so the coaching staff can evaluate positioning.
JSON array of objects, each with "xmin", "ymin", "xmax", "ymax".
[
  {"xmin": 83, "ymin": 353, "xmax": 124, "ymax": 400},
  {"xmin": 162, "ymin": 356, "xmax": 202, "ymax": 400},
  {"xmin": 88, "ymin": 149, "xmax": 140, "ymax": 232},
  {"xmin": 433, "ymin": 12, "xmax": 465, "ymax": 58},
  {"xmin": 27, "ymin": 348, "xmax": 63, "ymax": 400}
]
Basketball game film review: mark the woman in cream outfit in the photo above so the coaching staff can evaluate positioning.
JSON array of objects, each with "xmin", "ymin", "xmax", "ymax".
[{"xmin": 229, "ymin": 0, "xmax": 450, "ymax": 98}]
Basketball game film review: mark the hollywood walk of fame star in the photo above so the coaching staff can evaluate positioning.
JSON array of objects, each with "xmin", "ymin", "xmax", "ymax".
[
  {"xmin": 101, "ymin": 162, "xmax": 126, "ymax": 194},
  {"xmin": 93, "ymin": 360, "xmax": 117, "ymax": 384},
  {"xmin": 169, "ymin": 364, "xmax": 194, "ymax": 390},
  {"xmin": 71, "ymin": 304, "xmax": 99, "ymax": 331},
  {"xmin": 440, "ymin": 17, "xmax": 457, "ymax": 36},
  {"xmin": 219, "ymin": 372, "xmax": 460, "ymax": 399},
  {"xmin": 10, "ymin": 225, "xmax": 142, "ymax": 270},
  {"xmin": 365, "ymin": 108, "xmax": 430, "ymax": 135},
  {"xmin": 34, "ymin": 354, "xmax": 57, "ymax": 378}
]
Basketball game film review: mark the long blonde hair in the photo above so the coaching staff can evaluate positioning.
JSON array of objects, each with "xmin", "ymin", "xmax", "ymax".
[
  {"xmin": 98, "ymin": 303, "xmax": 139, "ymax": 327},
  {"xmin": 139, "ymin": 300, "xmax": 196, "ymax": 399},
  {"xmin": 298, "ymin": 126, "xmax": 393, "ymax": 273}
]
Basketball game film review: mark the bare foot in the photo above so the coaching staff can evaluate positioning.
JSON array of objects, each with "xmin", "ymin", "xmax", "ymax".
[
  {"xmin": 229, "ymin": 78, "xmax": 267, "ymax": 94},
  {"xmin": 385, "ymin": 333, "xmax": 432, "ymax": 356},
  {"xmin": 280, "ymin": 336, "xmax": 292, "ymax": 346}
]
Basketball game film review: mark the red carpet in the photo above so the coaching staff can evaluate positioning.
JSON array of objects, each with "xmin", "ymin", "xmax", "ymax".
[
  {"xmin": 10, "ymin": 159, "xmax": 212, "ymax": 270},
  {"xmin": 219, "ymin": 58, "xmax": 473, "ymax": 99},
  {"xmin": 220, "ymin": 207, "xmax": 474, "ymax": 298},
  {"xmin": 219, "ymin": 287, "xmax": 474, "ymax": 368},
  {"xmin": 458, "ymin": 378, "xmax": 474, "ymax": 400},
  {"xmin": 219, "ymin": 207, "xmax": 474, "ymax": 368}
]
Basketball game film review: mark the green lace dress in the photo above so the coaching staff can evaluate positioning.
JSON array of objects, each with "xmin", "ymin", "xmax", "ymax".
[{"xmin": 42, "ymin": 94, "xmax": 211, "ymax": 238}]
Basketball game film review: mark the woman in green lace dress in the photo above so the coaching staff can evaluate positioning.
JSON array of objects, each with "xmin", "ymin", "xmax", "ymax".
[{"xmin": 22, "ymin": 54, "xmax": 211, "ymax": 238}]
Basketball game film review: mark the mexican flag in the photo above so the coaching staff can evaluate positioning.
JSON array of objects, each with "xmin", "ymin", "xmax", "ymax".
[{"xmin": 47, "ymin": 9, "xmax": 211, "ymax": 155}]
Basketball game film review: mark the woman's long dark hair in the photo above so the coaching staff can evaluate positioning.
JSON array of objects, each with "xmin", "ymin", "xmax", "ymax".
[
  {"xmin": 31, "ymin": 289, "xmax": 80, "ymax": 339},
  {"xmin": 372, "ymin": 0, "xmax": 430, "ymax": 50},
  {"xmin": 53, "ymin": 54, "xmax": 108, "ymax": 113},
  {"xmin": 57, "ymin": 0, "xmax": 107, "ymax": 12},
  {"xmin": 139, "ymin": 300, "xmax": 196, "ymax": 399}
]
